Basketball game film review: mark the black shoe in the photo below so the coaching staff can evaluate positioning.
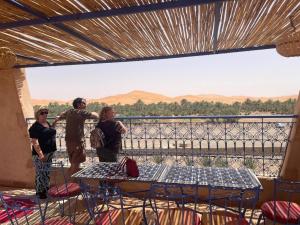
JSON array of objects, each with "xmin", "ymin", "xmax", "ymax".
[{"xmin": 37, "ymin": 192, "xmax": 47, "ymax": 199}]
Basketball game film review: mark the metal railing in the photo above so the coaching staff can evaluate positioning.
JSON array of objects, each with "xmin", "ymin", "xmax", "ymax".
[{"xmin": 26, "ymin": 114, "xmax": 297, "ymax": 177}]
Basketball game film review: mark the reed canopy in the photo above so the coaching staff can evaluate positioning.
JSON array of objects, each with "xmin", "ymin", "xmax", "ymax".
[{"xmin": 0, "ymin": 0, "xmax": 299, "ymax": 68}]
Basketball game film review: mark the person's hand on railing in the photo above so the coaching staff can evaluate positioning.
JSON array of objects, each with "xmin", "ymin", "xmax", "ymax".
[{"xmin": 51, "ymin": 116, "xmax": 60, "ymax": 127}]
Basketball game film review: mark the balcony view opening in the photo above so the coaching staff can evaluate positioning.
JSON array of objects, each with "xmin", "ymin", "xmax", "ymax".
[{"xmin": 0, "ymin": 1, "xmax": 300, "ymax": 224}]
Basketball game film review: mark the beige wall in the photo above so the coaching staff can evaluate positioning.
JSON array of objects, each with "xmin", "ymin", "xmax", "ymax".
[
  {"xmin": 0, "ymin": 68, "xmax": 34, "ymax": 188},
  {"xmin": 280, "ymin": 92, "xmax": 300, "ymax": 180},
  {"xmin": 13, "ymin": 68, "xmax": 34, "ymax": 118}
]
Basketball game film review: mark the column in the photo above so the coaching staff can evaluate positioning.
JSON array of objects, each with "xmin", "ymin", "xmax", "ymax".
[
  {"xmin": 0, "ymin": 48, "xmax": 35, "ymax": 187},
  {"xmin": 280, "ymin": 92, "xmax": 300, "ymax": 180}
]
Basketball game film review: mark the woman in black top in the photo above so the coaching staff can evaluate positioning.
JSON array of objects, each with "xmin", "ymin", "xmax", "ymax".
[
  {"xmin": 96, "ymin": 107, "xmax": 127, "ymax": 162},
  {"xmin": 29, "ymin": 107, "xmax": 56, "ymax": 199}
]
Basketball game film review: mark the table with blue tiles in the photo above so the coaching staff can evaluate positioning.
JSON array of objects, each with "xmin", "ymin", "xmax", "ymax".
[{"xmin": 73, "ymin": 163, "xmax": 262, "ymax": 190}]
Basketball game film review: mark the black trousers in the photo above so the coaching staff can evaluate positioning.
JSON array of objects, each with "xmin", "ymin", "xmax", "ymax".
[{"xmin": 96, "ymin": 147, "xmax": 118, "ymax": 162}]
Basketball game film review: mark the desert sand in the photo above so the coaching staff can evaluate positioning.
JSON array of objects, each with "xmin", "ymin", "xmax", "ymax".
[{"xmin": 32, "ymin": 90, "xmax": 297, "ymax": 105}]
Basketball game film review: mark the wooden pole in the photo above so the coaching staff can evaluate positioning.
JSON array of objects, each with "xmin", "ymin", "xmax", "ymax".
[{"xmin": 280, "ymin": 91, "xmax": 300, "ymax": 180}]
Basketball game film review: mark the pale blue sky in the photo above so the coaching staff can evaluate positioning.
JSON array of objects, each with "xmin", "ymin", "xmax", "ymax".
[{"xmin": 27, "ymin": 49, "xmax": 300, "ymax": 100}]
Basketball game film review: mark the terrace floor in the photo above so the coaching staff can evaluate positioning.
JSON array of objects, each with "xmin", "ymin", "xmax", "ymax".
[{"xmin": 0, "ymin": 186, "xmax": 273, "ymax": 225}]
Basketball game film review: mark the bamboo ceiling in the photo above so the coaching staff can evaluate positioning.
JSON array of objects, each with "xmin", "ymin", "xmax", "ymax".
[{"xmin": 0, "ymin": 0, "xmax": 299, "ymax": 68}]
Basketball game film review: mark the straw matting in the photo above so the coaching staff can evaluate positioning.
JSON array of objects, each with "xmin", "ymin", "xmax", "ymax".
[{"xmin": 0, "ymin": 0, "xmax": 299, "ymax": 67}]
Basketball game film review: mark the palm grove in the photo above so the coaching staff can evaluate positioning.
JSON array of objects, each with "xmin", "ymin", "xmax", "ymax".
[{"xmin": 34, "ymin": 99, "xmax": 296, "ymax": 117}]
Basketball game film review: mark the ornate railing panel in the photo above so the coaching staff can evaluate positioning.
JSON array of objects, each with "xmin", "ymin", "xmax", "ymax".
[{"xmin": 26, "ymin": 115, "xmax": 297, "ymax": 177}]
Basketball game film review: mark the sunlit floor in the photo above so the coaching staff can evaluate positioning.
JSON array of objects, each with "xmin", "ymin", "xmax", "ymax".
[{"xmin": 0, "ymin": 186, "xmax": 273, "ymax": 225}]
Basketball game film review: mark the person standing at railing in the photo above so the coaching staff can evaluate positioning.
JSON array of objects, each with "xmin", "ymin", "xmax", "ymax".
[
  {"xmin": 96, "ymin": 106, "xmax": 127, "ymax": 162},
  {"xmin": 52, "ymin": 98, "xmax": 98, "ymax": 177},
  {"xmin": 29, "ymin": 106, "xmax": 57, "ymax": 199}
]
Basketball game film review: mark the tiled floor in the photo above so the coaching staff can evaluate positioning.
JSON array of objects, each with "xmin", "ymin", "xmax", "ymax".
[{"xmin": 0, "ymin": 186, "xmax": 272, "ymax": 225}]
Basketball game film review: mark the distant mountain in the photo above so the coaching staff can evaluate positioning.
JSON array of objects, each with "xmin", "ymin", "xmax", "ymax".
[{"xmin": 32, "ymin": 90, "xmax": 298, "ymax": 106}]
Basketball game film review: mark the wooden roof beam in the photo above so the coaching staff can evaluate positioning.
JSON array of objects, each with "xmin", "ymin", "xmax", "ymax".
[
  {"xmin": 16, "ymin": 54, "xmax": 49, "ymax": 64},
  {"xmin": 0, "ymin": 0, "xmax": 232, "ymax": 30},
  {"xmin": 4, "ymin": 0, "xmax": 122, "ymax": 59},
  {"xmin": 15, "ymin": 45, "xmax": 276, "ymax": 68}
]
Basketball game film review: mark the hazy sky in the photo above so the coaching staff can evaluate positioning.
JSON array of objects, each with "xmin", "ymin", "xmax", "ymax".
[{"xmin": 26, "ymin": 49, "xmax": 300, "ymax": 100}]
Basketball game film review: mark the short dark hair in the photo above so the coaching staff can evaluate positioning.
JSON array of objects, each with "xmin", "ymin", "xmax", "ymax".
[{"xmin": 72, "ymin": 97, "xmax": 85, "ymax": 109}]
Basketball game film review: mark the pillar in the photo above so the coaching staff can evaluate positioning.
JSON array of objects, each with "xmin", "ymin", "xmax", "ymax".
[
  {"xmin": 0, "ymin": 48, "xmax": 34, "ymax": 187},
  {"xmin": 280, "ymin": 92, "xmax": 300, "ymax": 180}
]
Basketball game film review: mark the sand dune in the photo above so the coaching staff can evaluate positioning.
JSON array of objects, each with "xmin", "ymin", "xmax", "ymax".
[
  {"xmin": 31, "ymin": 99, "xmax": 69, "ymax": 106},
  {"xmin": 32, "ymin": 90, "xmax": 297, "ymax": 106}
]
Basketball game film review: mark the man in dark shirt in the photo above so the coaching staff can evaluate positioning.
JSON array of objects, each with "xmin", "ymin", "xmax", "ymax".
[{"xmin": 53, "ymin": 98, "xmax": 98, "ymax": 177}]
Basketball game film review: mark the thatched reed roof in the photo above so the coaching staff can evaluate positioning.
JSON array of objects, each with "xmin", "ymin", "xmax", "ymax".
[{"xmin": 0, "ymin": 0, "xmax": 299, "ymax": 68}]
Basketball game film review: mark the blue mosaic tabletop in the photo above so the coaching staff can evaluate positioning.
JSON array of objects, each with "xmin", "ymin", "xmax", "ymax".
[
  {"xmin": 73, "ymin": 163, "xmax": 261, "ymax": 189},
  {"xmin": 73, "ymin": 162, "xmax": 166, "ymax": 182},
  {"xmin": 158, "ymin": 166, "xmax": 261, "ymax": 189}
]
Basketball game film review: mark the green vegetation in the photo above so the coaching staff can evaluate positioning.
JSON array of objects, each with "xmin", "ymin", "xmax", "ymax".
[
  {"xmin": 33, "ymin": 98, "xmax": 296, "ymax": 117},
  {"xmin": 244, "ymin": 158, "xmax": 256, "ymax": 170},
  {"xmin": 183, "ymin": 157, "xmax": 194, "ymax": 166},
  {"xmin": 214, "ymin": 156, "xmax": 229, "ymax": 167},
  {"xmin": 152, "ymin": 155, "xmax": 165, "ymax": 164},
  {"xmin": 202, "ymin": 157, "xmax": 212, "ymax": 167}
]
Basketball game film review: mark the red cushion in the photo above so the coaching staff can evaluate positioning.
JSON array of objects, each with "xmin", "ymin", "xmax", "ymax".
[
  {"xmin": 95, "ymin": 209, "xmax": 121, "ymax": 225},
  {"xmin": 2, "ymin": 195, "xmax": 35, "ymax": 208},
  {"xmin": 0, "ymin": 209, "xmax": 34, "ymax": 223},
  {"xmin": 48, "ymin": 183, "xmax": 80, "ymax": 198},
  {"xmin": 0, "ymin": 195, "xmax": 35, "ymax": 223},
  {"xmin": 261, "ymin": 201, "xmax": 300, "ymax": 224}
]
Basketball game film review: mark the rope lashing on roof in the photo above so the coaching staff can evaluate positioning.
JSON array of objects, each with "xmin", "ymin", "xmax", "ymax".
[
  {"xmin": 276, "ymin": 15, "xmax": 300, "ymax": 57},
  {"xmin": 0, "ymin": 47, "xmax": 16, "ymax": 69}
]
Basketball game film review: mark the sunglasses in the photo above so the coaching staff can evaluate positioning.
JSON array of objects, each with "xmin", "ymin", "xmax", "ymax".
[{"xmin": 40, "ymin": 111, "xmax": 48, "ymax": 115}]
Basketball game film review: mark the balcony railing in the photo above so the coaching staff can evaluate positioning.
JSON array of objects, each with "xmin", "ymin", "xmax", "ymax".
[{"xmin": 26, "ymin": 115, "xmax": 297, "ymax": 177}]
